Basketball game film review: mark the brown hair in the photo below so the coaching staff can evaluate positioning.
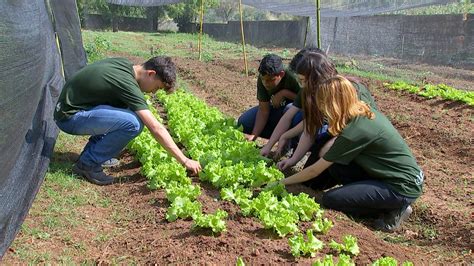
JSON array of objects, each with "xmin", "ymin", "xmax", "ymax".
[
  {"xmin": 315, "ymin": 76, "xmax": 374, "ymax": 136},
  {"xmin": 143, "ymin": 56, "xmax": 176, "ymax": 92},
  {"xmin": 295, "ymin": 52, "xmax": 338, "ymax": 136}
]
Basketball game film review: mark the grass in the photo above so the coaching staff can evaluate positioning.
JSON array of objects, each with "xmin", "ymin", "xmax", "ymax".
[
  {"xmin": 82, "ymin": 29, "xmax": 292, "ymax": 63},
  {"xmin": 6, "ymin": 132, "xmax": 112, "ymax": 264},
  {"xmin": 83, "ymin": 30, "xmax": 470, "ymax": 96},
  {"xmin": 7, "ymin": 29, "xmax": 469, "ymax": 263}
]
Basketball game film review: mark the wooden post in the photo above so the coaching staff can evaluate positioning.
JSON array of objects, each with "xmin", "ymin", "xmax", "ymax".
[
  {"xmin": 238, "ymin": 0, "xmax": 248, "ymax": 76},
  {"xmin": 315, "ymin": 0, "xmax": 321, "ymax": 48},
  {"xmin": 198, "ymin": 0, "xmax": 204, "ymax": 60},
  {"xmin": 304, "ymin": 16, "xmax": 309, "ymax": 47}
]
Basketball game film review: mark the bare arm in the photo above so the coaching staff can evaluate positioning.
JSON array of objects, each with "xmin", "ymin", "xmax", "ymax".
[
  {"xmin": 272, "ymin": 89, "xmax": 297, "ymax": 107},
  {"xmin": 247, "ymin": 101, "xmax": 270, "ymax": 141},
  {"xmin": 290, "ymin": 130, "xmax": 315, "ymax": 162},
  {"xmin": 276, "ymin": 130, "xmax": 315, "ymax": 170},
  {"xmin": 281, "ymin": 120, "xmax": 304, "ymax": 139},
  {"xmin": 261, "ymin": 106, "xmax": 300, "ymax": 155},
  {"xmin": 136, "ymin": 109, "xmax": 201, "ymax": 174},
  {"xmin": 280, "ymin": 158, "xmax": 333, "ymax": 185}
]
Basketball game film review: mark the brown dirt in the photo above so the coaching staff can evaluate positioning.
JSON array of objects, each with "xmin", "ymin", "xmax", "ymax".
[{"xmin": 3, "ymin": 56, "xmax": 473, "ymax": 264}]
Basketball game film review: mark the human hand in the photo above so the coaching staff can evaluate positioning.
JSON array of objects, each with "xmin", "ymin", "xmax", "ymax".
[
  {"xmin": 274, "ymin": 137, "xmax": 289, "ymax": 159},
  {"xmin": 271, "ymin": 91, "xmax": 285, "ymax": 108},
  {"xmin": 276, "ymin": 157, "xmax": 296, "ymax": 171},
  {"xmin": 260, "ymin": 144, "xmax": 272, "ymax": 157},
  {"xmin": 184, "ymin": 159, "xmax": 202, "ymax": 176},
  {"xmin": 244, "ymin": 133, "xmax": 256, "ymax": 141}
]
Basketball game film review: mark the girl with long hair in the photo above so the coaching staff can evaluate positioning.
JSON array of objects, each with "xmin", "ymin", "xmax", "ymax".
[
  {"xmin": 279, "ymin": 76, "xmax": 423, "ymax": 232},
  {"xmin": 276, "ymin": 52, "xmax": 377, "ymax": 171}
]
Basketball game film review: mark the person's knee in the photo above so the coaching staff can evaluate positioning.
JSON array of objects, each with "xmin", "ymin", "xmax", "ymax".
[
  {"xmin": 124, "ymin": 114, "xmax": 143, "ymax": 137},
  {"xmin": 321, "ymin": 190, "xmax": 345, "ymax": 211},
  {"xmin": 237, "ymin": 113, "xmax": 254, "ymax": 134}
]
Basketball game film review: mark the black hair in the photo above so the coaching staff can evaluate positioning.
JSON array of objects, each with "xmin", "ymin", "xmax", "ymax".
[
  {"xmin": 143, "ymin": 56, "xmax": 176, "ymax": 91},
  {"xmin": 258, "ymin": 54, "xmax": 284, "ymax": 76},
  {"xmin": 289, "ymin": 47, "xmax": 325, "ymax": 72}
]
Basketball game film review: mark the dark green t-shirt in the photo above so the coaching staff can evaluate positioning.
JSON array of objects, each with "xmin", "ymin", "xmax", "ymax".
[
  {"xmin": 256, "ymin": 70, "xmax": 301, "ymax": 106},
  {"xmin": 294, "ymin": 81, "xmax": 377, "ymax": 110},
  {"xmin": 54, "ymin": 58, "xmax": 148, "ymax": 121},
  {"xmin": 323, "ymin": 109, "xmax": 423, "ymax": 198}
]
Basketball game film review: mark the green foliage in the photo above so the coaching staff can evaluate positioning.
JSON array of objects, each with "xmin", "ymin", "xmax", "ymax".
[
  {"xmin": 236, "ymin": 257, "xmax": 246, "ymax": 266},
  {"xmin": 167, "ymin": 0, "xmax": 220, "ymax": 30},
  {"xmin": 84, "ymin": 35, "xmax": 111, "ymax": 63},
  {"xmin": 166, "ymin": 196, "xmax": 202, "ymax": 222},
  {"xmin": 193, "ymin": 209, "xmax": 228, "ymax": 233},
  {"xmin": 329, "ymin": 235, "xmax": 360, "ymax": 257},
  {"xmin": 289, "ymin": 230, "xmax": 324, "ymax": 258},
  {"xmin": 312, "ymin": 217, "xmax": 334, "ymax": 234},
  {"xmin": 312, "ymin": 254, "xmax": 355, "ymax": 266},
  {"xmin": 390, "ymin": 0, "xmax": 473, "ymax": 15},
  {"xmin": 371, "ymin": 256, "xmax": 414, "ymax": 266},
  {"xmin": 384, "ymin": 81, "xmax": 474, "ymax": 106}
]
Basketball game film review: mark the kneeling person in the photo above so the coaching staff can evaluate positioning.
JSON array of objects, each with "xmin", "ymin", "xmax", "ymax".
[
  {"xmin": 238, "ymin": 54, "xmax": 302, "ymax": 142},
  {"xmin": 279, "ymin": 76, "xmax": 423, "ymax": 232},
  {"xmin": 54, "ymin": 57, "xmax": 201, "ymax": 185}
]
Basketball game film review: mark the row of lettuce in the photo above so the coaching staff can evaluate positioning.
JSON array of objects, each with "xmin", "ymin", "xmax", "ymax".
[
  {"xmin": 383, "ymin": 81, "xmax": 474, "ymax": 106},
  {"xmin": 127, "ymin": 87, "xmax": 413, "ymax": 265}
]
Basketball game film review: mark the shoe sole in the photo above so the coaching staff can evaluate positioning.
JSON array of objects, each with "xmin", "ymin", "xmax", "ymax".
[
  {"xmin": 373, "ymin": 205, "xmax": 413, "ymax": 233},
  {"xmin": 72, "ymin": 164, "xmax": 115, "ymax": 186},
  {"xmin": 395, "ymin": 205, "xmax": 413, "ymax": 230},
  {"xmin": 101, "ymin": 159, "xmax": 120, "ymax": 168}
]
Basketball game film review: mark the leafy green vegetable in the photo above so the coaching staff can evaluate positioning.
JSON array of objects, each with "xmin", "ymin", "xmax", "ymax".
[
  {"xmin": 193, "ymin": 209, "xmax": 228, "ymax": 233},
  {"xmin": 289, "ymin": 229, "xmax": 324, "ymax": 257},
  {"xmin": 329, "ymin": 235, "xmax": 360, "ymax": 257}
]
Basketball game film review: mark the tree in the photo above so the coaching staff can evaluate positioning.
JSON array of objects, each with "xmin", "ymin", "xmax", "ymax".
[
  {"xmin": 167, "ymin": 0, "xmax": 219, "ymax": 31},
  {"xmin": 215, "ymin": 0, "xmax": 237, "ymax": 22}
]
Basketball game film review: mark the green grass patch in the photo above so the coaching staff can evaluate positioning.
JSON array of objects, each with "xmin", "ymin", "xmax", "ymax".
[{"xmin": 7, "ymin": 132, "xmax": 111, "ymax": 264}]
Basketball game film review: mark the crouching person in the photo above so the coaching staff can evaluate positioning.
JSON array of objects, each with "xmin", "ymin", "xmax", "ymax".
[
  {"xmin": 238, "ymin": 54, "xmax": 302, "ymax": 142},
  {"xmin": 278, "ymin": 76, "xmax": 423, "ymax": 232},
  {"xmin": 54, "ymin": 57, "xmax": 201, "ymax": 185}
]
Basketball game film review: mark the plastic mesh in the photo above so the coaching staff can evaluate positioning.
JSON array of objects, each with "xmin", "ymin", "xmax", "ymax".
[
  {"xmin": 106, "ymin": 0, "xmax": 456, "ymax": 17},
  {"xmin": 0, "ymin": 0, "xmax": 85, "ymax": 257}
]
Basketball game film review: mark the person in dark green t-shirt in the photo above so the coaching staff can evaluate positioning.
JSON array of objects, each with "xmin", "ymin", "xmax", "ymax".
[
  {"xmin": 267, "ymin": 51, "xmax": 377, "ymax": 168},
  {"xmin": 237, "ymin": 54, "xmax": 302, "ymax": 142},
  {"xmin": 54, "ymin": 57, "xmax": 201, "ymax": 185},
  {"xmin": 277, "ymin": 76, "xmax": 423, "ymax": 232}
]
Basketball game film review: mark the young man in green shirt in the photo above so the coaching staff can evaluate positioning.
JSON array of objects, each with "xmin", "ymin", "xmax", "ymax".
[
  {"xmin": 237, "ymin": 54, "xmax": 302, "ymax": 142},
  {"xmin": 54, "ymin": 57, "xmax": 201, "ymax": 185}
]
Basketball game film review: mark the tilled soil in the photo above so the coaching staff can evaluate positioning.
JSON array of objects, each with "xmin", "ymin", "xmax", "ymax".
[
  {"xmin": 3, "ymin": 56, "xmax": 472, "ymax": 264},
  {"xmin": 95, "ymin": 57, "xmax": 472, "ymax": 264}
]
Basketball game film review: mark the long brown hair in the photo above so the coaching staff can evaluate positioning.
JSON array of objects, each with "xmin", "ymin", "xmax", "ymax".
[
  {"xmin": 296, "ymin": 52, "xmax": 338, "ymax": 136},
  {"xmin": 315, "ymin": 76, "xmax": 374, "ymax": 136}
]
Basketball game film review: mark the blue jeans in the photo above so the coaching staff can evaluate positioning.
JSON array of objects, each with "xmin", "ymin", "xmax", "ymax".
[
  {"xmin": 55, "ymin": 105, "xmax": 144, "ymax": 168},
  {"xmin": 237, "ymin": 103, "xmax": 303, "ymax": 139}
]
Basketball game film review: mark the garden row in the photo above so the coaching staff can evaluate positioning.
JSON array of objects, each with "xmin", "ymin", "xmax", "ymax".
[
  {"xmin": 127, "ymin": 85, "xmax": 413, "ymax": 266},
  {"xmin": 384, "ymin": 81, "xmax": 474, "ymax": 106}
]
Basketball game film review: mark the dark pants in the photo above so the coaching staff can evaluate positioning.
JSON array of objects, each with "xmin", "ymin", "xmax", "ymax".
[
  {"xmin": 237, "ymin": 103, "xmax": 302, "ymax": 139},
  {"xmin": 303, "ymin": 138, "xmax": 416, "ymax": 217}
]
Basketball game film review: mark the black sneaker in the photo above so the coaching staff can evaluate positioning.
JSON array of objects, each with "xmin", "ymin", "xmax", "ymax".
[
  {"xmin": 72, "ymin": 161, "xmax": 115, "ymax": 186},
  {"xmin": 101, "ymin": 158, "xmax": 120, "ymax": 168},
  {"xmin": 374, "ymin": 205, "xmax": 413, "ymax": 232}
]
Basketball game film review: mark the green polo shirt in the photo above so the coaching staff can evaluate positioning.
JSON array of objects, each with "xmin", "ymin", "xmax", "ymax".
[
  {"xmin": 54, "ymin": 57, "xmax": 148, "ymax": 121},
  {"xmin": 294, "ymin": 81, "xmax": 377, "ymax": 110},
  {"xmin": 323, "ymin": 109, "xmax": 423, "ymax": 198},
  {"xmin": 256, "ymin": 70, "xmax": 301, "ymax": 106}
]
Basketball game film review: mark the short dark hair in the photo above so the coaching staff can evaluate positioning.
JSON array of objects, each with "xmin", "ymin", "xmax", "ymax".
[
  {"xmin": 289, "ymin": 47, "xmax": 325, "ymax": 72},
  {"xmin": 143, "ymin": 56, "xmax": 176, "ymax": 91},
  {"xmin": 258, "ymin": 54, "xmax": 284, "ymax": 76}
]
